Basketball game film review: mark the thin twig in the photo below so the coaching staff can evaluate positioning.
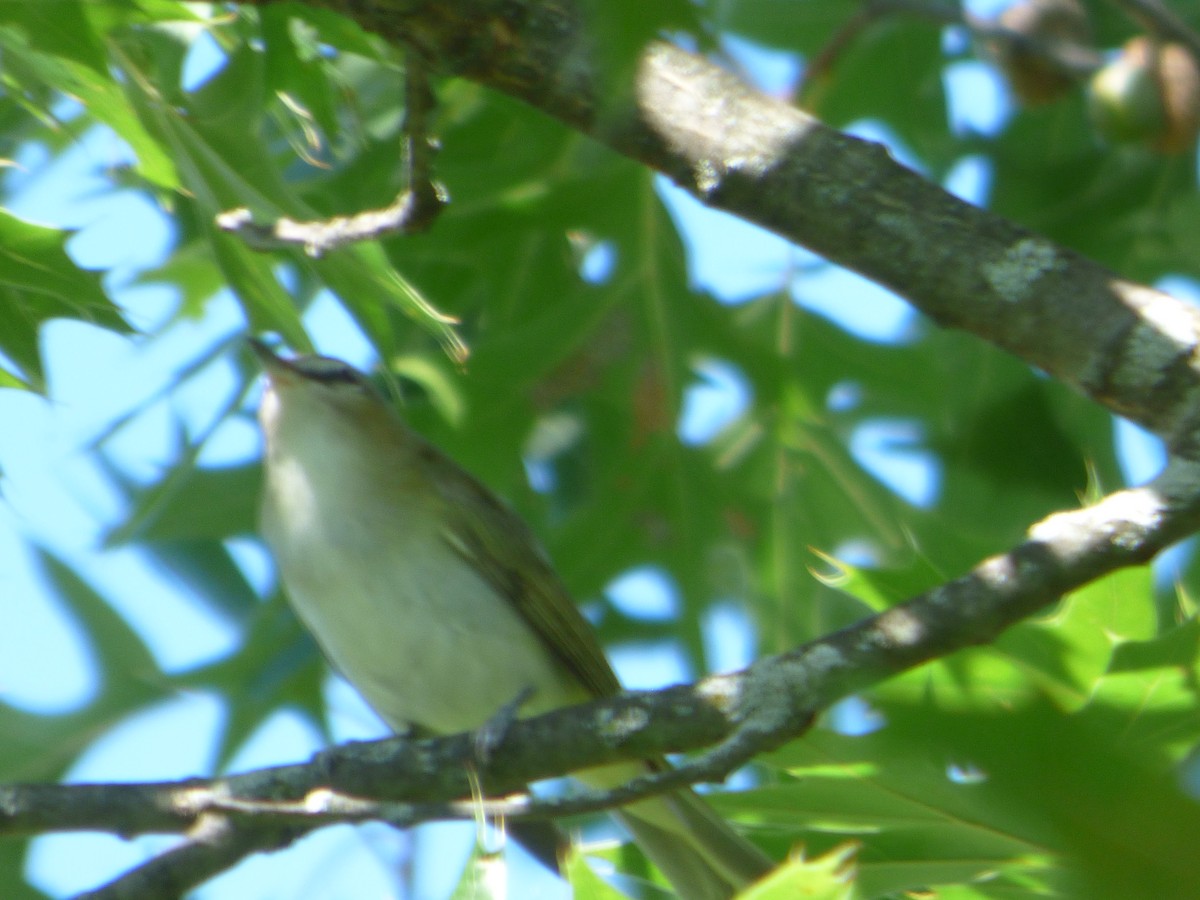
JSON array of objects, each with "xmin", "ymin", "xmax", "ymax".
[
  {"xmin": 802, "ymin": 0, "xmax": 1101, "ymax": 102},
  {"xmin": 217, "ymin": 54, "xmax": 446, "ymax": 256}
]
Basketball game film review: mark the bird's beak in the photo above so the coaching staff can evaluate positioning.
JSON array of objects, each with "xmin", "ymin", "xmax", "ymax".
[{"xmin": 248, "ymin": 338, "xmax": 301, "ymax": 384}]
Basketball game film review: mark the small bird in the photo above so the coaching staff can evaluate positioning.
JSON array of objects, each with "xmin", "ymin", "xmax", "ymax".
[{"xmin": 251, "ymin": 340, "xmax": 772, "ymax": 899}]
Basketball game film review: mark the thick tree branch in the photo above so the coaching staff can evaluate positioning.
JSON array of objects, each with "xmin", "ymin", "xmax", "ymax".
[
  {"xmin": 8, "ymin": 457, "xmax": 1200, "ymax": 896},
  {"xmin": 224, "ymin": 0, "xmax": 1200, "ymax": 455}
]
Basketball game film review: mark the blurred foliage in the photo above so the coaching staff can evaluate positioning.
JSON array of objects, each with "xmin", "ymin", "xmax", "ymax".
[{"xmin": 1, "ymin": 0, "xmax": 1200, "ymax": 897}]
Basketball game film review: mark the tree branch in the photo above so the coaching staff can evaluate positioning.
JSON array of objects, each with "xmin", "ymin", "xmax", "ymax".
[
  {"xmin": 222, "ymin": 0, "xmax": 1200, "ymax": 455},
  {"xmin": 8, "ymin": 457, "xmax": 1200, "ymax": 895},
  {"xmin": 1114, "ymin": 0, "xmax": 1200, "ymax": 64},
  {"xmin": 217, "ymin": 51, "xmax": 447, "ymax": 255},
  {"xmin": 803, "ymin": 0, "xmax": 1100, "ymax": 96}
]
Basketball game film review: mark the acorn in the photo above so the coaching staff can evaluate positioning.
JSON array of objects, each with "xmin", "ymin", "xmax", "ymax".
[
  {"xmin": 993, "ymin": 0, "xmax": 1092, "ymax": 105},
  {"xmin": 1087, "ymin": 37, "xmax": 1200, "ymax": 153}
]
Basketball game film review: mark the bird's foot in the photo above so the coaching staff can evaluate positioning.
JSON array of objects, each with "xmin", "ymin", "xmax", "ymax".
[{"xmin": 474, "ymin": 685, "xmax": 535, "ymax": 764}]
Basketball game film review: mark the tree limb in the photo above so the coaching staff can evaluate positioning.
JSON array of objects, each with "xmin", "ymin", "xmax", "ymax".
[
  {"xmin": 222, "ymin": 0, "xmax": 1200, "ymax": 455},
  {"xmin": 8, "ymin": 457, "xmax": 1200, "ymax": 895}
]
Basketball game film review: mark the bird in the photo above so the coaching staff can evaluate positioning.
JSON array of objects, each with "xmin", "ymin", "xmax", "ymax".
[{"xmin": 250, "ymin": 339, "xmax": 773, "ymax": 898}]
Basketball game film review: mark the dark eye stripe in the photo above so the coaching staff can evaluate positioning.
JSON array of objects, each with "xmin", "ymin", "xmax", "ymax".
[
  {"xmin": 293, "ymin": 357, "xmax": 369, "ymax": 387},
  {"xmin": 310, "ymin": 367, "xmax": 362, "ymax": 386}
]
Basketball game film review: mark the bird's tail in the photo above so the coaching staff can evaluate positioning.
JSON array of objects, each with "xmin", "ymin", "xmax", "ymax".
[
  {"xmin": 582, "ymin": 761, "xmax": 772, "ymax": 899},
  {"xmin": 615, "ymin": 787, "xmax": 771, "ymax": 900}
]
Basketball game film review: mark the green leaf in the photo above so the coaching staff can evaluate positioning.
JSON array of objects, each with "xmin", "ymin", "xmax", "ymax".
[
  {"xmin": 0, "ymin": 546, "xmax": 168, "ymax": 785},
  {"xmin": 741, "ymin": 843, "xmax": 857, "ymax": 900},
  {"xmin": 0, "ymin": 210, "xmax": 127, "ymax": 387},
  {"xmin": 0, "ymin": 27, "xmax": 180, "ymax": 188},
  {"xmin": 563, "ymin": 846, "xmax": 629, "ymax": 898},
  {"xmin": 177, "ymin": 595, "xmax": 325, "ymax": 770},
  {"xmin": 107, "ymin": 463, "xmax": 261, "ymax": 546},
  {"xmin": 0, "ymin": 0, "xmax": 107, "ymax": 73},
  {"xmin": 32, "ymin": 547, "xmax": 162, "ymax": 703},
  {"xmin": 760, "ymin": 693, "xmax": 1200, "ymax": 897},
  {"xmin": 990, "ymin": 565, "xmax": 1157, "ymax": 710}
]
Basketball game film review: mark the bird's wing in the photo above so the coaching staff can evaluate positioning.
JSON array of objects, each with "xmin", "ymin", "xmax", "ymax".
[{"xmin": 424, "ymin": 443, "xmax": 622, "ymax": 700}]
